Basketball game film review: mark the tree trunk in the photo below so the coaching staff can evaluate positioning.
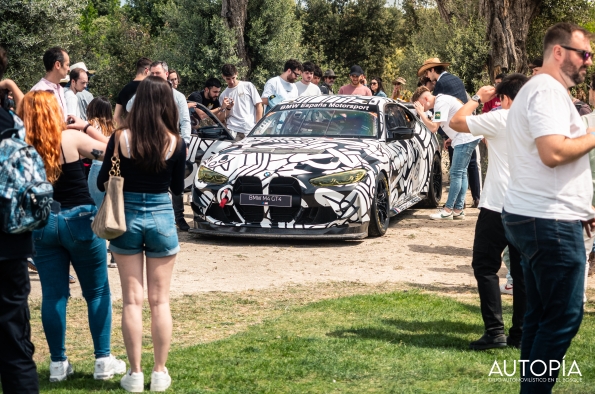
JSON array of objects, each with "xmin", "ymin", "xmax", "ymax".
[
  {"xmin": 479, "ymin": 0, "xmax": 541, "ymax": 80},
  {"xmin": 222, "ymin": 0, "xmax": 250, "ymax": 72}
]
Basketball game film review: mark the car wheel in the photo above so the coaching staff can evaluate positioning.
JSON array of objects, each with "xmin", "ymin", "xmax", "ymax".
[
  {"xmin": 368, "ymin": 172, "xmax": 390, "ymax": 237},
  {"xmin": 424, "ymin": 154, "xmax": 442, "ymax": 208}
]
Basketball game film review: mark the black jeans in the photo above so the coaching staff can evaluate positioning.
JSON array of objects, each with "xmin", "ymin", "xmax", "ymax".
[
  {"xmin": 472, "ymin": 208, "xmax": 526, "ymax": 339},
  {"xmin": 0, "ymin": 258, "xmax": 39, "ymax": 393},
  {"xmin": 468, "ymin": 149, "xmax": 481, "ymax": 201},
  {"xmin": 171, "ymin": 192, "xmax": 185, "ymax": 222}
]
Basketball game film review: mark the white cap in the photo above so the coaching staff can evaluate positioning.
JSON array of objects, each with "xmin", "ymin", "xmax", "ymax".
[{"xmin": 70, "ymin": 62, "xmax": 95, "ymax": 74}]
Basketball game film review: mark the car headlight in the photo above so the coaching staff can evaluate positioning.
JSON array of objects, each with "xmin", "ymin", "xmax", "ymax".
[
  {"xmin": 197, "ymin": 166, "xmax": 228, "ymax": 184},
  {"xmin": 309, "ymin": 169, "xmax": 367, "ymax": 187}
]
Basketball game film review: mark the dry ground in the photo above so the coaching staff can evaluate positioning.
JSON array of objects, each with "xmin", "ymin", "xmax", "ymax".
[{"xmin": 29, "ymin": 194, "xmax": 498, "ymax": 300}]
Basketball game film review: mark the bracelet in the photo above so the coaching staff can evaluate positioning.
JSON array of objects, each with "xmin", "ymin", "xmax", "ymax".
[{"xmin": 82, "ymin": 123, "xmax": 90, "ymax": 134}]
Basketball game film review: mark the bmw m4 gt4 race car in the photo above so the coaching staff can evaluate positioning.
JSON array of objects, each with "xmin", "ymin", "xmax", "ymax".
[{"xmin": 187, "ymin": 95, "xmax": 441, "ymax": 239}]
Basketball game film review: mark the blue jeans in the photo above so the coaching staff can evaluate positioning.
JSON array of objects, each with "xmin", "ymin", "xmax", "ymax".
[
  {"xmin": 502, "ymin": 211, "xmax": 585, "ymax": 394},
  {"xmin": 88, "ymin": 160, "xmax": 105, "ymax": 207},
  {"xmin": 445, "ymin": 139, "xmax": 480, "ymax": 210},
  {"xmin": 33, "ymin": 204, "xmax": 112, "ymax": 361},
  {"xmin": 109, "ymin": 192, "xmax": 180, "ymax": 258}
]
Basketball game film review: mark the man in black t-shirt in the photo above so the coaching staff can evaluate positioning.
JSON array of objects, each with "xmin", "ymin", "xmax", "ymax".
[
  {"xmin": 0, "ymin": 47, "xmax": 39, "ymax": 394},
  {"xmin": 113, "ymin": 57, "xmax": 152, "ymax": 127},
  {"xmin": 187, "ymin": 77, "xmax": 228, "ymax": 122}
]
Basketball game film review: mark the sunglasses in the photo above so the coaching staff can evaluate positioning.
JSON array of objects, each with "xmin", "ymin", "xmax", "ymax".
[
  {"xmin": 561, "ymin": 45, "xmax": 594, "ymax": 62},
  {"xmin": 370, "ymin": 82, "xmax": 378, "ymax": 85}
]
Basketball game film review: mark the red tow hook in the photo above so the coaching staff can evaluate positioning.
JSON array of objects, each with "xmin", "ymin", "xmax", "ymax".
[{"xmin": 219, "ymin": 197, "xmax": 229, "ymax": 208}]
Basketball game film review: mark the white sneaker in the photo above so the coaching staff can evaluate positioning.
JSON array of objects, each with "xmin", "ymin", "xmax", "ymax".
[
  {"xmin": 120, "ymin": 370, "xmax": 144, "ymax": 392},
  {"xmin": 452, "ymin": 210, "xmax": 465, "ymax": 220},
  {"xmin": 49, "ymin": 359, "xmax": 74, "ymax": 382},
  {"xmin": 500, "ymin": 282, "xmax": 513, "ymax": 295},
  {"xmin": 94, "ymin": 354, "xmax": 127, "ymax": 380},
  {"xmin": 150, "ymin": 368, "xmax": 172, "ymax": 392},
  {"xmin": 430, "ymin": 209, "xmax": 453, "ymax": 220}
]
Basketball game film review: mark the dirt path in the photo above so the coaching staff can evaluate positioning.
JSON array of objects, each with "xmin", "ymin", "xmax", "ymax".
[{"xmin": 29, "ymin": 190, "xmax": 520, "ymax": 300}]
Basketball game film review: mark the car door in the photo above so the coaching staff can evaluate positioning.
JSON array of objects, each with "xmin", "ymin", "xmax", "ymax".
[
  {"xmin": 185, "ymin": 103, "xmax": 235, "ymax": 190},
  {"xmin": 384, "ymin": 104, "xmax": 422, "ymax": 201}
]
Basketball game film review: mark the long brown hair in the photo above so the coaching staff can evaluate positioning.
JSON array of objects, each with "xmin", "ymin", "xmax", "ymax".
[
  {"xmin": 87, "ymin": 96, "xmax": 115, "ymax": 137},
  {"xmin": 17, "ymin": 91, "xmax": 64, "ymax": 183},
  {"xmin": 124, "ymin": 76, "xmax": 179, "ymax": 172}
]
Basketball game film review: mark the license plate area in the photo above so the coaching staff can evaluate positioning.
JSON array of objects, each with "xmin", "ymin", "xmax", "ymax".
[{"xmin": 240, "ymin": 193, "xmax": 291, "ymax": 207}]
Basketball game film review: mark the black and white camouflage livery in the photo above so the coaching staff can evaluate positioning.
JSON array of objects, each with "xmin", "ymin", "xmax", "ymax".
[{"xmin": 188, "ymin": 95, "xmax": 441, "ymax": 239}]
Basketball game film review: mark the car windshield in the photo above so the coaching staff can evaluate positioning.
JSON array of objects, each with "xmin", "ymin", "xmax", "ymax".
[{"xmin": 249, "ymin": 109, "xmax": 378, "ymax": 138}]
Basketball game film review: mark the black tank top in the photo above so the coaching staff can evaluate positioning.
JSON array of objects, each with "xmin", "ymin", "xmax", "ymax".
[{"xmin": 53, "ymin": 146, "xmax": 95, "ymax": 209}]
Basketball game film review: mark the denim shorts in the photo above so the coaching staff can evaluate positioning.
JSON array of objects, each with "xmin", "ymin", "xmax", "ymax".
[{"xmin": 109, "ymin": 192, "xmax": 180, "ymax": 258}]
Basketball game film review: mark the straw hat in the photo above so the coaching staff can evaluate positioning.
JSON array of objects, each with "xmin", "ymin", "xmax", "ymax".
[{"xmin": 417, "ymin": 58, "xmax": 450, "ymax": 77}]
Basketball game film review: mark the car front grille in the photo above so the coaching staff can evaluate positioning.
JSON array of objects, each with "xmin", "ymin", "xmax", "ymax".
[
  {"xmin": 232, "ymin": 176, "xmax": 264, "ymax": 223},
  {"xmin": 268, "ymin": 177, "xmax": 302, "ymax": 223}
]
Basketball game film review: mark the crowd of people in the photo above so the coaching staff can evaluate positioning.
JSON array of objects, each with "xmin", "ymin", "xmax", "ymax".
[
  {"xmin": 0, "ymin": 20, "xmax": 594, "ymax": 394},
  {"xmin": 411, "ymin": 22, "xmax": 595, "ymax": 394}
]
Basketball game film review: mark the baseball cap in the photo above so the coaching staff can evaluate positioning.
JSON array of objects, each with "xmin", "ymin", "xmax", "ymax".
[{"xmin": 349, "ymin": 65, "xmax": 364, "ymax": 76}]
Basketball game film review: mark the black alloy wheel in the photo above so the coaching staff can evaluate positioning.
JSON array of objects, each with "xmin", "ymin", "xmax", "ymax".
[
  {"xmin": 368, "ymin": 172, "xmax": 390, "ymax": 237},
  {"xmin": 424, "ymin": 154, "xmax": 442, "ymax": 208}
]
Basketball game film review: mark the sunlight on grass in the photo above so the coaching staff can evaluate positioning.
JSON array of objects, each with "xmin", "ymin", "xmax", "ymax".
[{"xmin": 33, "ymin": 289, "xmax": 595, "ymax": 393}]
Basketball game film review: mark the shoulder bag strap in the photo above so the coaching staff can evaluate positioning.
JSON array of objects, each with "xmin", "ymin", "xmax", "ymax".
[{"xmin": 109, "ymin": 130, "xmax": 122, "ymax": 177}]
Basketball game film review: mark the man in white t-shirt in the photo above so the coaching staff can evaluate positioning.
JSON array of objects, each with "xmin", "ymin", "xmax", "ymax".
[
  {"xmin": 295, "ymin": 61, "xmax": 322, "ymax": 97},
  {"xmin": 502, "ymin": 23, "xmax": 595, "ymax": 392},
  {"xmin": 261, "ymin": 59, "xmax": 302, "ymax": 112},
  {"xmin": 450, "ymin": 74, "xmax": 529, "ymax": 351},
  {"xmin": 412, "ymin": 87, "xmax": 482, "ymax": 220},
  {"xmin": 219, "ymin": 63, "xmax": 263, "ymax": 140},
  {"xmin": 64, "ymin": 67, "xmax": 88, "ymax": 118}
]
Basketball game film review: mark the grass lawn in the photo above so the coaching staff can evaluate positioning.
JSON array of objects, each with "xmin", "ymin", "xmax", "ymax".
[{"xmin": 33, "ymin": 289, "xmax": 595, "ymax": 393}]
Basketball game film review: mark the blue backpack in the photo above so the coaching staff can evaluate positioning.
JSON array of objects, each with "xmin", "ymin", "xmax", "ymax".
[{"xmin": 0, "ymin": 113, "xmax": 53, "ymax": 234}]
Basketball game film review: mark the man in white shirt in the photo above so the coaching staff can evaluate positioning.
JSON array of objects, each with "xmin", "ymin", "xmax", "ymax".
[
  {"xmin": 261, "ymin": 59, "xmax": 302, "ymax": 112},
  {"xmin": 219, "ymin": 63, "xmax": 263, "ymax": 140},
  {"xmin": 450, "ymin": 74, "xmax": 529, "ymax": 351},
  {"xmin": 412, "ymin": 87, "xmax": 482, "ymax": 220},
  {"xmin": 502, "ymin": 23, "xmax": 595, "ymax": 393},
  {"xmin": 125, "ymin": 60, "xmax": 192, "ymax": 231},
  {"xmin": 295, "ymin": 62, "xmax": 321, "ymax": 97},
  {"xmin": 125, "ymin": 61, "xmax": 190, "ymax": 144},
  {"xmin": 64, "ymin": 67, "xmax": 88, "ymax": 118},
  {"xmin": 30, "ymin": 47, "xmax": 70, "ymax": 119}
]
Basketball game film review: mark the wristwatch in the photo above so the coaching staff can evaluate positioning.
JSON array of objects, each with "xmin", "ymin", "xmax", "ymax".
[{"xmin": 471, "ymin": 95, "xmax": 481, "ymax": 104}]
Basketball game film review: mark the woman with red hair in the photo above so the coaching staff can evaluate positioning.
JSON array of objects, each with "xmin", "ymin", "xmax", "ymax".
[{"xmin": 18, "ymin": 91, "xmax": 126, "ymax": 383}]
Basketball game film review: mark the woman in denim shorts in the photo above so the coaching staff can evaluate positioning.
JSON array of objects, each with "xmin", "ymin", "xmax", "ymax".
[
  {"xmin": 20, "ymin": 91, "xmax": 125, "ymax": 382},
  {"xmin": 97, "ymin": 76, "xmax": 186, "ymax": 392}
]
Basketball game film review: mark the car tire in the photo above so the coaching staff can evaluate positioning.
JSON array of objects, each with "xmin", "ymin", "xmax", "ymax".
[
  {"xmin": 423, "ymin": 153, "xmax": 442, "ymax": 208},
  {"xmin": 368, "ymin": 172, "xmax": 390, "ymax": 237}
]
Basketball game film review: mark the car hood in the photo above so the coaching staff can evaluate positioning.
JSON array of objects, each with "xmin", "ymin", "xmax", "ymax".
[{"xmin": 202, "ymin": 137, "xmax": 384, "ymax": 177}]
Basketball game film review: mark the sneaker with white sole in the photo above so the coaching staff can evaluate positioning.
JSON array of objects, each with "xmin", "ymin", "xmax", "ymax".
[
  {"xmin": 429, "ymin": 209, "xmax": 453, "ymax": 220},
  {"xmin": 500, "ymin": 282, "xmax": 513, "ymax": 295},
  {"xmin": 94, "ymin": 354, "xmax": 126, "ymax": 380},
  {"xmin": 150, "ymin": 368, "xmax": 171, "ymax": 392},
  {"xmin": 120, "ymin": 370, "xmax": 144, "ymax": 392},
  {"xmin": 49, "ymin": 359, "xmax": 74, "ymax": 382},
  {"xmin": 452, "ymin": 210, "xmax": 465, "ymax": 220}
]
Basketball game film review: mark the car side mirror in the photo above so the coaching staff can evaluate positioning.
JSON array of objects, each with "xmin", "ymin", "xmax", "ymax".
[
  {"xmin": 196, "ymin": 125, "xmax": 232, "ymax": 140},
  {"xmin": 386, "ymin": 127, "xmax": 414, "ymax": 141}
]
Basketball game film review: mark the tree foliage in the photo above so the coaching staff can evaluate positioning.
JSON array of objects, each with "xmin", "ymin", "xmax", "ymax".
[
  {"xmin": 155, "ymin": 0, "xmax": 239, "ymax": 94},
  {"xmin": 0, "ymin": 0, "xmax": 85, "ymax": 89},
  {"xmin": 298, "ymin": 0, "xmax": 402, "ymax": 78},
  {"xmin": 2, "ymin": 0, "xmax": 595, "ymax": 103}
]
